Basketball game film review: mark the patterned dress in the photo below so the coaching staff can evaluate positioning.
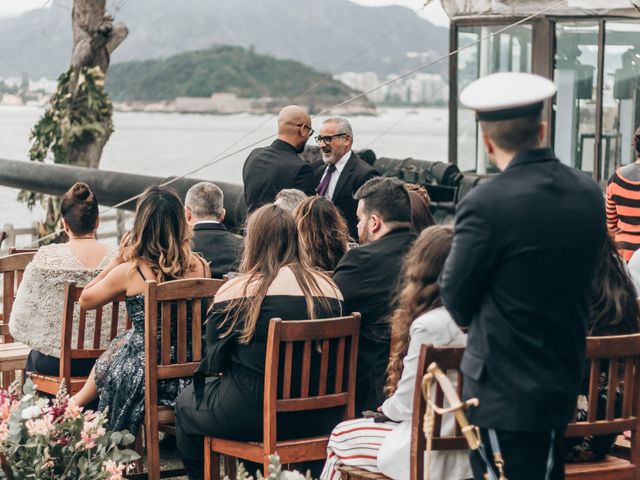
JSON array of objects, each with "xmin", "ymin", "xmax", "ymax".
[{"xmin": 94, "ymin": 294, "xmax": 193, "ymax": 434}]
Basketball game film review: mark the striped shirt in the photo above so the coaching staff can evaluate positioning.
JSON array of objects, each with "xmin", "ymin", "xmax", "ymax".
[{"xmin": 606, "ymin": 166, "xmax": 640, "ymax": 261}]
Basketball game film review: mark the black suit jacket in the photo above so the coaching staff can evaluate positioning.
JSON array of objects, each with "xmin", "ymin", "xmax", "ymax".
[
  {"xmin": 313, "ymin": 152, "xmax": 379, "ymax": 239},
  {"xmin": 191, "ymin": 223, "xmax": 243, "ymax": 279},
  {"xmin": 439, "ymin": 147, "xmax": 606, "ymax": 431},
  {"xmin": 333, "ymin": 228, "xmax": 417, "ymax": 412},
  {"xmin": 242, "ymin": 139, "xmax": 316, "ymax": 212}
]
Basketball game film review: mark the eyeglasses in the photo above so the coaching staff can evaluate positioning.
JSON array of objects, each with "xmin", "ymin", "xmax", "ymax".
[
  {"xmin": 298, "ymin": 124, "xmax": 315, "ymax": 136},
  {"xmin": 315, "ymin": 133, "xmax": 348, "ymax": 145}
]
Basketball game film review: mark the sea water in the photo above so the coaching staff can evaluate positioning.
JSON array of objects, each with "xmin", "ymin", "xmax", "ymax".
[{"xmin": 0, "ymin": 105, "xmax": 448, "ymax": 232}]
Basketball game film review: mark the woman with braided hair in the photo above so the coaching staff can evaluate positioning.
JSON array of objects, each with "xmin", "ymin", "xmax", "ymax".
[{"xmin": 321, "ymin": 225, "xmax": 471, "ymax": 480}]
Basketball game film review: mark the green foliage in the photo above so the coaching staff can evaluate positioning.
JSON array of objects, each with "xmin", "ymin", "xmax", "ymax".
[
  {"xmin": 29, "ymin": 65, "xmax": 113, "ymax": 167},
  {"xmin": 0, "ymin": 380, "xmax": 139, "ymax": 480},
  {"xmin": 106, "ymin": 45, "xmax": 357, "ymax": 102}
]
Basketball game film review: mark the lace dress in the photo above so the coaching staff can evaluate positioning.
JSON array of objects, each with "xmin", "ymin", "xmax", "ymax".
[{"xmin": 94, "ymin": 294, "xmax": 194, "ymax": 434}]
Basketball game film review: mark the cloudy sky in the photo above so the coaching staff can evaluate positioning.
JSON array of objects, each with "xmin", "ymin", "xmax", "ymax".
[{"xmin": 0, "ymin": 0, "xmax": 450, "ymax": 26}]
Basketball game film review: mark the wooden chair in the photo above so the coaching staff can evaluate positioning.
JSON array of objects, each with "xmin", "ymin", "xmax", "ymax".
[
  {"xmin": 8, "ymin": 247, "xmax": 38, "ymax": 255},
  {"xmin": 337, "ymin": 344, "xmax": 467, "ymax": 480},
  {"xmin": 0, "ymin": 252, "xmax": 36, "ymax": 389},
  {"xmin": 204, "ymin": 313, "xmax": 361, "ymax": 479},
  {"xmin": 28, "ymin": 281, "xmax": 129, "ymax": 396},
  {"xmin": 565, "ymin": 334, "xmax": 640, "ymax": 480},
  {"xmin": 139, "ymin": 278, "xmax": 224, "ymax": 480}
]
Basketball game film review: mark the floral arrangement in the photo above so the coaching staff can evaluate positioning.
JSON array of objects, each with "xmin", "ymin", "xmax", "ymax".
[{"xmin": 0, "ymin": 380, "xmax": 139, "ymax": 480}]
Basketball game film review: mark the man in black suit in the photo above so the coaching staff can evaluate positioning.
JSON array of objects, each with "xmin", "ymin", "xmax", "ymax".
[
  {"xmin": 439, "ymin": 73, "xmax": 606, "ymax": 480},
  {"xmin": 333, "ymin": 177, "xmax": 416, "ymax": 412},
  {"xmin": 243, "ymin": 105, "xmax": 316, "ymax": 212},
  {"xmin": 314, "ymin": 117, "xmax": 379, "ymax": 239},
  {"xmin": 185, "ymin": 182, "xmax": 243, "ymax": 279}
]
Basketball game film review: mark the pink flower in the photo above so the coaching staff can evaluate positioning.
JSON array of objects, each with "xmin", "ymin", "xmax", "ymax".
[
  {"xmin": 102, "ymin": 459, "xmax": 125, "ymax": 480},
  {"xmin": 75, "ymin": 420, "xmax": 106, "ymax": 450},
  {"xmin": 26, "ymin": 414, "xmax": 53, "ymax": 437},
  {"xmin": 63, "ymin": 398, "xmax": 82, "ymax": 420}
]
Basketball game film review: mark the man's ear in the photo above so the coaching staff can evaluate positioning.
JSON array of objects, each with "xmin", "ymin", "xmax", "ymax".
[
  {"xmin": 369, "ymin": 213, "xmax": 382, "ymax": 234},
  {"xmin": 184, "ymin": 206, "xmax": 192, "ymax": 222},
  {"xmin": 539, "ymin": 121, "xmax": 547, "ymax": 144},
  {"xmin": 219, "ymin": 208, "xmax": 226, "ymax": 222},
  {"xmin": 482, "ymin": 134, "xmax": 494, "ymax": 156}
]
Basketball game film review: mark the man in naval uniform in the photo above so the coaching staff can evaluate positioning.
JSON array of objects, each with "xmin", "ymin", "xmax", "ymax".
[{"xmin": 438, "ymin": 73, "xmax": 606, "ymax": 479}]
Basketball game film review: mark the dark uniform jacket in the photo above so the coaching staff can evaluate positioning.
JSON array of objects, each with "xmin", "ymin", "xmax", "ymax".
[
  {"xmin": 191, "ymin": 222, "xmax": 243, "ymax": 279},
  {"xmin": 333, "ymin": 228, "xmax": 417, "ymax": 412},
  {"xmin": 242, "ymin": 139, "xmax": 316, "ymax": 213},
  {"xmin": 313, "ymin": 152, "xmax": 379, "ymax": 239},
  {"xmin": 439, "ymin": 147, "xmax": 606, "ymax": 431}
]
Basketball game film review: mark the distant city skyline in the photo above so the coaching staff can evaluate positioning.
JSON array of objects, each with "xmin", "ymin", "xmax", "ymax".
[{"xmin": 0, "ymin": 0, "xmax": 450, "ymax": 27}]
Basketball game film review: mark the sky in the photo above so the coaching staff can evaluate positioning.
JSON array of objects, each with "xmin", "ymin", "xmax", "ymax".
[{"xmin": 0, "ymin": 0, "xmax": 451, "ymax": 26}]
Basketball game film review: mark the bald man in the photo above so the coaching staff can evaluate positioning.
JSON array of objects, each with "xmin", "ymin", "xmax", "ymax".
[{"xmin": 242, "ymin": 105, "xmax": 316, "ymax": 212}]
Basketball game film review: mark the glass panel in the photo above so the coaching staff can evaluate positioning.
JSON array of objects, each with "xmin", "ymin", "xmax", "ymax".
[
  {"xmin": 601, "ymin": 22, "xmax": 640, "ymax": 180},
  {"xmin": 456, "ymin": 25, "xmax": 532, "ymax": 173},
  {"xmin": 553, "ymin": 22, "xmax": 599, "ymax": 174}
]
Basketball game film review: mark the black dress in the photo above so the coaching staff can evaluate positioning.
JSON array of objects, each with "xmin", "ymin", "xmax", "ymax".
[{"xmin": 175, "ymin": 295, "xmax": 343, "ymax": 474}]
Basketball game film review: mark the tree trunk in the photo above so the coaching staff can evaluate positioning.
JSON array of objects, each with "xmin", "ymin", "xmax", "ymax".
[{"xmin": 68, "ymin": 0, "xmax": 128, "ymax": 169}]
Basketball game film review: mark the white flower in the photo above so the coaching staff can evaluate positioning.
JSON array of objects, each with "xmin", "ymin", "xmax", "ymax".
[{"xmin": 21, "ymin": 405, "xmax": 42, "ymax": 420}]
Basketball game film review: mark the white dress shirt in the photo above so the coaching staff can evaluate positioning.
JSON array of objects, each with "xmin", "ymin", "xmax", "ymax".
[{"xmin": 319, "ymin": 151, "xmax": 351, "ymax": 199}]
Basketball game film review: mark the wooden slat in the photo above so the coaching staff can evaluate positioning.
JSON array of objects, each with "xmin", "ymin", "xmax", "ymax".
[
  {"xmin": 433, "ymin": 384, "xmax": 444, "ymax": 436},
  {"xmin": 93, "ymin": 306, "xmax": 103, "ymax": 349},
  {"xmin": 565, "ymin": 418, "xmax": 637, "ymax": 437},
  {"xmin": 161, "ymin": 302, "xmax": 171, "ymax": 365},
  {"xmin": 334, "ymin": 337, "xmax": 345, "ymax": 394},
  {"xmin": 278, "ymin": 316, "xmax": 359, "ymax": 342},
  {"xmin": 318, "ymin": 339, "xmax": 330, "ymax": 396},
  {"xmin": 110, "ymin": 301, "xmax": 119, "ymax": 339},
  {"xmin": 587, "ymin": 359, "xmax": 600, "ymax": 423},
  {"xmin": 606, "ymin": 358, "xmax": 619, "ymax": 420},
  {"xmin": 586, "ymin": 334, "xmax": 640, "ymax": 359},
  {"xmin": 157, "ymin": 363, "xmax": 199, "ymax": 380},
  {"xmin": 300, "ymin": 340, "xmax": 312, "ymax": 398},
  {"xmin": 70, "ymin": 349, "xmax": 107, "ymax": 359},
  {"xmin": 282, "ymin": 342, "xmax": 293, "ymax": 400},
  {"xmin": 77, "ymin": 309, "xmax": 87, "ymax": 350},
  {"xmin": 177, "ymin": 300, "xmax": 188, "ymax": 364},
  {"xmin": 276, "ymin": 393, "xmax": 350, "ymax": 412},
  {"xmin": 192, "ymin": 298, "xmax": 202, "ymax": 362},
  {"xmin": 622, "ymin": 357, "xmax": 635, "ymax": 418}
]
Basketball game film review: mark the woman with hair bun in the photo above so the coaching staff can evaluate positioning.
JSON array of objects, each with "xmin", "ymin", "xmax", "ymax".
[{"xmin": 10, "ymin": 182, "xmax": 117, "ymax": 378}]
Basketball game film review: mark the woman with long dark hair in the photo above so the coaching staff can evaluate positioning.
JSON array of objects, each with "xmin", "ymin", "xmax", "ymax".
[
  {"xmin": 294, "ymin": 195, "xmax": 349, "ymax": 271},
  {"xmin": 175, "ymin": 204, "xmax": 344, "ymax": 479},
  {"xmin": 321, "ymin": 225, "xmax": 470, "ymax": 480},
  {"xmin": 566, "ymin": 235, "xmax": 640, "ymax": 462},
  {"xmin": 72, "ymin": 185, "xmax": 209, "ymax": 433}
]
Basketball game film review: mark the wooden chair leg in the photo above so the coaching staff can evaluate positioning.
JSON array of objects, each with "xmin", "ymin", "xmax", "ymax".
[
  {"xmin": 204, "ymin": 437, "xmax": 220, "ymax": 480},
  {"xmin": 132, "ymin": 429, "xmax": 144, "ymax": 474},
  {"xmin": 145, "ymin": 421, "xmax": 160, "ymax": 480}
]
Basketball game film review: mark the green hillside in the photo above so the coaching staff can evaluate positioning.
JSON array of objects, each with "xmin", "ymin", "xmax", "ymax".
[{"xmin": 106, "ymin": 45, "xmax": 359, "ymax": 103}]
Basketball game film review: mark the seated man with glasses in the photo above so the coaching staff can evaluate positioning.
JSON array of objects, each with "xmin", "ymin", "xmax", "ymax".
[
  {"xmin": 313, "ymin": 117, "xmax": 379, "ymax": 240},
  {"xmin": 242, "ymin": 105, "xmax": 316, "ymax": 213}
]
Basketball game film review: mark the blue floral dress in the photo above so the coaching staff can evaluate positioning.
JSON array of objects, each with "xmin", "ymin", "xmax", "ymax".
[{"xmin": 94, "ymin": 294, "xmax": 193, "ymax": 434}]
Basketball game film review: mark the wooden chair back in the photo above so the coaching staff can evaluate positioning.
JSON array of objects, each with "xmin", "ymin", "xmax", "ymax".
[
  {"xmin": 0, "ymin": 252, "xmax": 36, "ymax": 342},
  {"xmin": 8, "ymin": 248, "xmax": 38, "ymax": 255},
  {"xmin": 60, "ymin": 281, "xmax": 129, "ymax": 386},
  {"xmin": 411, "ymin": 344, "xmax": 467, "ymax": 480},
  {"xmin": 565, "ymin": 334, "xmax": 640, "ymax": 467},
  {"xmin": 263, "ymin": 313, "xmax": 361, "ymax": 452},
  {"xmin": 143, "ymin": 278, "xmax": 224, "ymax": 479}
]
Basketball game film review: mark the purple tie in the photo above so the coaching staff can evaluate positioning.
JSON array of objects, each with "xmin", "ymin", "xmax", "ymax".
[{"xmin": 316, "ymin": 164, "xmax": 337, "ymax": 197}]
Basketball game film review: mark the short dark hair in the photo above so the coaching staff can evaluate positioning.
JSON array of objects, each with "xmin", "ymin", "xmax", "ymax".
[
  {"xmin": 480, "ymin": 111, "xmax": 542, "ymax": 152},
  {"xmin": 354, "ymin": 177, "xmax": 411, "ymax": 225},
  {"xmin": 60, "ymin": 182, "xmax": 99, "ymax": 235}
]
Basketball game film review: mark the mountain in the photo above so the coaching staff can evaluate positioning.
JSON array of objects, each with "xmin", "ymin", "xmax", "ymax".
[
  {"xmin": 106, "ymin": 45, "xmax": 361, "ymax": 103},
  {"xmin": 0, "ymin": 0, "xmax": 449, "ymax": 79}
]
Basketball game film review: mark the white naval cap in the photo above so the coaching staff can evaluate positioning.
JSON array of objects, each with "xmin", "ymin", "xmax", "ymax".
[{"xmin": 460, "ymin": 72, "xmax": 557, "ymax": 122}]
